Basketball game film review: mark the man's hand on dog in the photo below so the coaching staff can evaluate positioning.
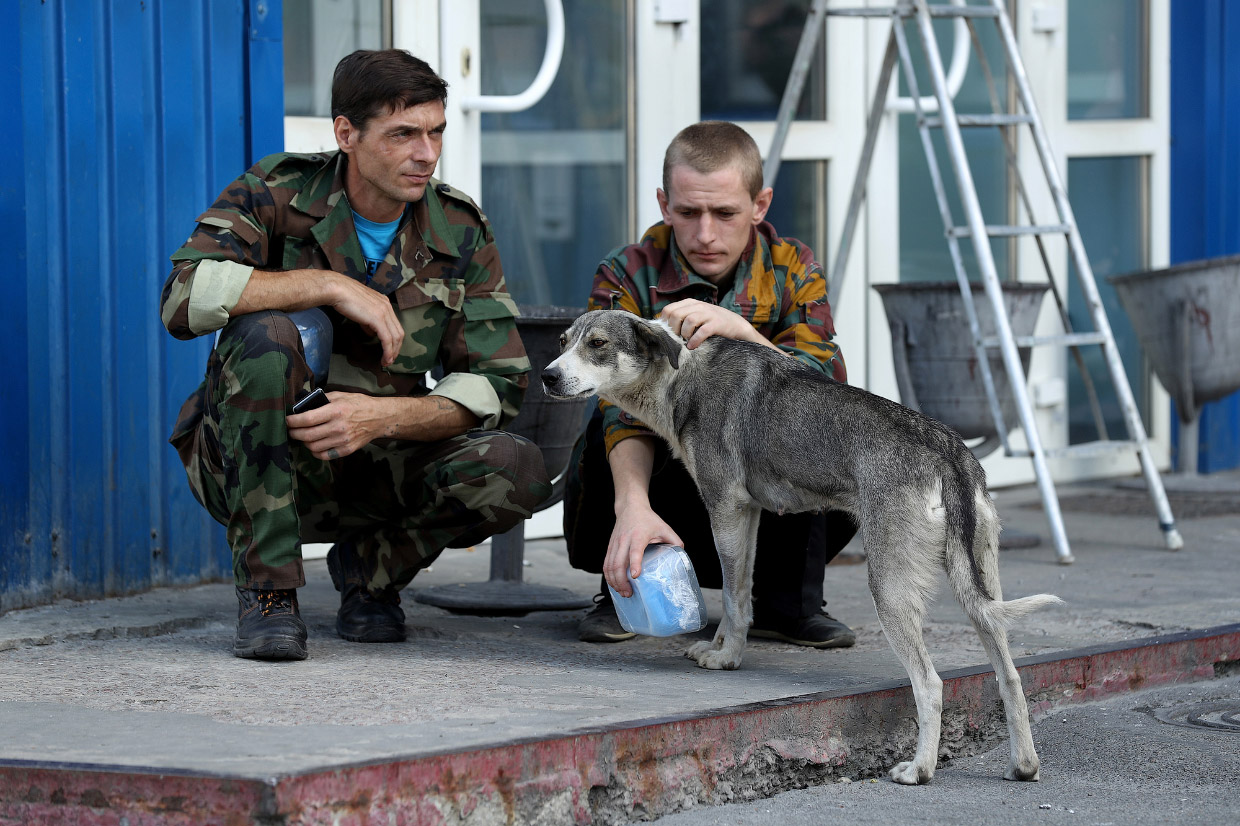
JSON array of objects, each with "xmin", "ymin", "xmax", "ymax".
[
  {"xmin": 660, "ymin": 299, "xmax": 785, "ymax": 354},
  {"xmin": 605, "ymin": 504, "xmax": 684, "ymax": 597}
]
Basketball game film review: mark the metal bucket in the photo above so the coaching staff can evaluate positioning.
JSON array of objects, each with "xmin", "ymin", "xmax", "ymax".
[
  {"xmin": 506, "ymin": 305, "xmax": 591, "ymax": 485},
  {"xmin": 1109, "ymin": 255, "xmax": 1240, "ymax": 425},
  {"xmin": 874, "ymin": 282, "xmax": 1050, "ymax": 458},
  {"xmin": 415, "ymin": 304, "xmax": 594, "ymax": 617}
]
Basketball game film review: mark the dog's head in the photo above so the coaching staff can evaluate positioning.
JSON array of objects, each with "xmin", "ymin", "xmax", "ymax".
[{"xmin": 542, "ymin": 310, "xmax": 682, "ymax": 400}]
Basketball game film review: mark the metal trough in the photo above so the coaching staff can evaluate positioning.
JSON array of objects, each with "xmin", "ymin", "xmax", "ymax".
[
  {"xmin": 874, "ymin": 282, "xmax": 1050, "ymax": 459},
  {"xmin": 1110, "ymin": 254, "xmax": 1240, "ymax": 473},
  {"xmin": 414, "ymin": 305, "xmax": 593, "ymax": 615}
]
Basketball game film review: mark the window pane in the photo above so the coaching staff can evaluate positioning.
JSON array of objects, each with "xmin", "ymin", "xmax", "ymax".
[
  {"xmin": 1067, "ymin": 0, "xmax": 1148, "ymax": 120},
  {"xmin": 701, "ymin": 0, "xmax": 826, "ymax": 122},
  {"xmin": 480, "ymin": 0, "xmax": 630, "ymax": 308},
  {"xmin": 765, "ymin": 160, "xmax": 827, "ymax": 264},
  {"xmin": 1067, "ymin": 156, "xmax": 1148, "ymax": 443},
  {"xmin": 284, "ymin": 1, "xmax": 385, "ymax": 117},
  {"xmin": 898, "ymin": 15, "xmax": 1010, "ymax": 283}
]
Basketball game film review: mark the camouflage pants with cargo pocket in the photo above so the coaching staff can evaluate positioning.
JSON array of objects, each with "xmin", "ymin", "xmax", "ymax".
[{"xmin": 169, "ymin": 310, "xmax": 551, "ymax": 592}]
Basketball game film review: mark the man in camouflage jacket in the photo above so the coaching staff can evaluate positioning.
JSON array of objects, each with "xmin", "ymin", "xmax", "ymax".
[
  {"xmin": 161, "ymin": 50, "xmax": 549, "ymax": 661},
  {"xmin": 565, "ymin": 121, "xmax": 857, "ymax": 648}
]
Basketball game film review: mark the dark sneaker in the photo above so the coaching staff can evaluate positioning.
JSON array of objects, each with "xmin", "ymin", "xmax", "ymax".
[
  {"xmin": 750, "ymin": 609, "xmax": 856, "ymax": 648},
  {"xmin": 233, "ymin": 587, "xmax": 308, "ymax": 660},
  {"xmin": 326, "ymin": 543, "xmax": 406, "ymax": 643},
  {"xmin": 578, "ymin": 592, "xmax": 637, "ymax": 643}
]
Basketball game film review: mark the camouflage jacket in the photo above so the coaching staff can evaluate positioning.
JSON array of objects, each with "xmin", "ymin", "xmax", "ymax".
[
  {"xmin": 161, "ymin": 151, "xmax": 528, "ymax": 431},
  {"xmin": 589, "ymin": 221, "xmax": 846, "ymax": 454}
]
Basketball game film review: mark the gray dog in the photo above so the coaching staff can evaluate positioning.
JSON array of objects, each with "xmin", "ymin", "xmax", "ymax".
[{"xmin": 542, "ymin": 309, "xmax": 1063, "ymax": 785}]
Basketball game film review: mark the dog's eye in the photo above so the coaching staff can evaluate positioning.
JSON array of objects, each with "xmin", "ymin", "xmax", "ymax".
[
  {"xmin": 588, "ymin": 338, "xmax": 607, "ymax": 348},
  {"xmin": 558, "ymin": 334, "xmax": 567, "ymax": 349}
]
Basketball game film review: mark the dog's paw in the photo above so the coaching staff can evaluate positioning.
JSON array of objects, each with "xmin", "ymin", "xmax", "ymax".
[
  {"xmin": 690, "ymin": 646, "xmax": 742, "ymax": 671},
  {"xmin": 1004, "ymin": 761, "xmax": 1040, "ymax": 782},
  {"xmin": 888, "ymin": 761, "xmax": 933, "ymax": 785},
  {"xmin": 685, "ymin": 640, "xmax": 718, "ymax": 661}
]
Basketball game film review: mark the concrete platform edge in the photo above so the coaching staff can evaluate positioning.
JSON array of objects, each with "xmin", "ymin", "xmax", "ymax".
[{"xmin": 3, "ymin": 624, "xmax": 1238, "ymax": 826}]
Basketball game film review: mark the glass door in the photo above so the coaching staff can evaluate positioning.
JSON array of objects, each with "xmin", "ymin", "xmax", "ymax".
[
  {"xmin": 1019, "ymin": 0, "xmax": 1171, "ymax": 481},
  {"xmin": 477, "ymin": 0, "xmax": 633, "ymax": 308}
]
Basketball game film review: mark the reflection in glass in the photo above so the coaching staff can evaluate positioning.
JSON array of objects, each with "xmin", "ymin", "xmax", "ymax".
[
  {"xmin": 701, "ymin": 0, "xmax": 826, "ymax": 122},
  {"xmin": 480, "ymin": 0, "xmax": 630, "ymax": 308},
  {"xmin": 1068, "ymin": 0, "xmax": 1148, "ymax": 120},
  {"xmin": 284, "ymin": 1, "xmax": 386, "ymax": 117},
  {"xmin": 1067, "ymin": 156, "xmax": 1148, "ymax": 443},
  {"xmin": 765, "ymin": 160, "xmax": 827, "ymax": 267}
]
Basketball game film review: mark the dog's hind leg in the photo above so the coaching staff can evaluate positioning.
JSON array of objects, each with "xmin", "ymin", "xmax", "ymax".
[
  {"xmin": 968, "ymin": 616, "xmax": 1040, "ymax": 781},
  {"xmin": 868, "ymin": 534, "xmax": 944, "ymax": 785},
  {"xmin": 686, "ymin": 504, "xmax": 760, "ymax": 671},
  {"xmin": 959, "ymin": 503, "xmax": 1041, "ymax": 781}
]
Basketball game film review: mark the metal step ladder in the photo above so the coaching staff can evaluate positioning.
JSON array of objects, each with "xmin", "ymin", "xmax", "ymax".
[{"xmin": 765, "ymin": 0, "xmax": 1183, "ymax": 563}]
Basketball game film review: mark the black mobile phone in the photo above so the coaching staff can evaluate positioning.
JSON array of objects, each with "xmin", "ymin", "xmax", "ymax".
[{"xmin": 291, "ymin": 387, "xmax": 329, "ymax": 414}]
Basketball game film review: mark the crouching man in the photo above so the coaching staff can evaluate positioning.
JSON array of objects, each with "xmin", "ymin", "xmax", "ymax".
[{"xmin": 160, "ymin": 50, "xmax": 549, "ymax": 660}]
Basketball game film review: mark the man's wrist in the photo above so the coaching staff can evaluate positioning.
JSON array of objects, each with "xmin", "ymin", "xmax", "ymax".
[{"xmin": 614, "ymin": 491, "xmax": 652, "ymax": 517}]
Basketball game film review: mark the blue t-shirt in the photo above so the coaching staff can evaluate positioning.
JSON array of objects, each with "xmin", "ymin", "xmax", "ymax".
[{"xmin": 352, "ymin": 210, "xmax": 402, "ymax": 278}]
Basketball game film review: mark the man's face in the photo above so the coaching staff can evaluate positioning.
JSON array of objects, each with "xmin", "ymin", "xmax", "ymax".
[
  {"xmin": 657, "ymin": 163, "xmax": 772, "ymax": 283},
  {"xmin": 335, "ymin": 100, "xmax": 446, "ymax": 220}
]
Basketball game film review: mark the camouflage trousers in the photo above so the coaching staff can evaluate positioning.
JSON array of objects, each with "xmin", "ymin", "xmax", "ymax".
[{"xmin": 169, "ymin": 310, "xmax": 551, "ymax": 592}]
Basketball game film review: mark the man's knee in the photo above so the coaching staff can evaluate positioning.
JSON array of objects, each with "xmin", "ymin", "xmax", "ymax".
[
  {"xmin": 443, "ymin": 432, "xmax": 552, "ymax": 545},
  {"xmin": 454, "ymin": 432, "xmax": 550, "ymax": 512},
  {"xmin": 213, "ymin": 311, "xmax": 312, "ymax": 401}
]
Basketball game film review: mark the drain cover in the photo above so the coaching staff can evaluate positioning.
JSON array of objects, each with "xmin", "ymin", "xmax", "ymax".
[{"xmin": 1152, "ymin": 702, "xmax": 1240, "ymax": 733}]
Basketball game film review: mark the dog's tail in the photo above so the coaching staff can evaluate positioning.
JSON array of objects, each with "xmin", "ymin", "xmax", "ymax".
[
  {"xmin": 942, "ymin": 472, "xmax": 1064, "ymax": 632},
  {"xmin": 978, "ymin": 593, "xmax": 1066, "ymax": 632}
]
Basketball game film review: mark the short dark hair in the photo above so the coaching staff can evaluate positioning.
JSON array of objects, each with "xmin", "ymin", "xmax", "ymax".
[
  {"xmin": 663, "ymin": 121, "xmax": 765, "ymax": 200},
  {"xmin": 331, "ymin": 49, "xmax": 449, "ymax": 132}
]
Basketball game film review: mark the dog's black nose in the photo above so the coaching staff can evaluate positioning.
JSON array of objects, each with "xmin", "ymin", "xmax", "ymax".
[{"xmin": 541, "ymin": 369, "xmax": 560, "ymax": 390}]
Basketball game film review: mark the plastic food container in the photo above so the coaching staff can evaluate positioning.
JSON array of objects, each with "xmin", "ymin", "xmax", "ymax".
[{"xmin": 608, "ymin": 544, "xmax": 708, "ymax": 637}]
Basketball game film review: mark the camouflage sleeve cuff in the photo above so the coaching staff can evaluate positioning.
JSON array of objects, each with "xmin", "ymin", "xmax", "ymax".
[
  {"xmin": 186, "ymin": 259, "xmax": 254, "ymax": 335},
  {"xmin": 598, "ymin": 400, "xmax": 654, "ymax": 456},
  {"xmin": 430, "ymin": 372, "xmax": 503, "ymax": 430}
]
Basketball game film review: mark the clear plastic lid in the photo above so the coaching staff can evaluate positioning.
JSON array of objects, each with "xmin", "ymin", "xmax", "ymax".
[{"xmin": 608, "ymin": 544, "xmax": 708, "ymax": 637}]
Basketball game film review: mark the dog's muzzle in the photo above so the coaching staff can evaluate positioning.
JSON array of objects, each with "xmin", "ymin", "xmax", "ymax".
[{"xmin": 541, "ymin": 367, "xmax": 565, "ymax": 398}]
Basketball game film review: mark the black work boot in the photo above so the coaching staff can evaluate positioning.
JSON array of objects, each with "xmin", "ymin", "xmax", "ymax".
[
  {"xmin": 326, "ymin": 543, "xmax": 406, "ymax": 643},
  {"xmin": 233, "ymin": 587, "xmax": 308, "ymax": 660},
  {"xmin": 750, "ymin": 608, "xmax": 856, "ymax": 649}
]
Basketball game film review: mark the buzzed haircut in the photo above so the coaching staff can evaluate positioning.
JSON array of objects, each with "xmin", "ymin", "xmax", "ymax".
[
  {"xmin": 331, "ymin": 49, "xmax": 449, "ymax": 132},
  {"xmin": 662, "ymin": 121, "xmax": 765, "ymax": 200}
]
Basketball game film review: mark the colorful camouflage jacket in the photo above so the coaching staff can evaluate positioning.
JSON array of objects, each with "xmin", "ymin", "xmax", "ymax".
[
  {"xmin": 161, "ymin": 151, "xmax": 528, "ymax": 431},
  {"xmin": 588, "ymin": 221, "xmax": 846, "ymax": 454}
]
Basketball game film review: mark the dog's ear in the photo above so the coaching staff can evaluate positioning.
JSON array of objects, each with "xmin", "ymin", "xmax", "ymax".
[{"xmin": 633, "ymin": 318, "xmax": 680, "ymax": 369}]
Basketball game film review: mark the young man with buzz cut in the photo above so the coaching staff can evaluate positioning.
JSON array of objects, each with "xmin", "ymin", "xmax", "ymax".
[{"xmin": 564, "ymin": 120, "xmax": 858, "ymax": 648}]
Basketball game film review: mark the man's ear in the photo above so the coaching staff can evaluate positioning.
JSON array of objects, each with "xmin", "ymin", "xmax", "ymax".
[
  {"xmin": 633, "ymin": 318, "xmax": 680, "ymax": 370},
  {"xmin": 752, "ymin": 185, "xmax": 773, "ymax": 224},
  {"xmin": 333, "ymin": 116, "xmax": 357, "ymax": 155},
  {"xmin": 656, "ymin": 187, "xmax": 672, "ymax": 224}
]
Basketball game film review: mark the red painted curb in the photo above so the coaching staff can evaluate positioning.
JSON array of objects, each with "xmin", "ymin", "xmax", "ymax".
[{"xmin": 4, "ymin": 624, "xmax": 1237, "ymax": 825}]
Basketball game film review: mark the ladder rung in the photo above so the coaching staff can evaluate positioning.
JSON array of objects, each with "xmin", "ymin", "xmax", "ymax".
[
  {"xmin": 923, "ymin": 114, "xmax": 1035, "ymax": 128},
  {"xmin": 1010, "ymin": 441, "xmax": 1140, "ymax": 461},
  {"xmin": 948, "ymin": 224, "xmax": 1072, "ymax": 238},
  {"xmin": 828, "ymin": 5, "xmax": 1000, "ymax": 18},
  {"xmin": 979, "ymin": 332, "xmax": 1109, "ymax": 349}
]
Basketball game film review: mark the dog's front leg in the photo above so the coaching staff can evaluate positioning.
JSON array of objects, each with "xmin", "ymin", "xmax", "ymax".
[{"xmin": 686, "ymin": 504, "xmax": 761, "ymax": 671}]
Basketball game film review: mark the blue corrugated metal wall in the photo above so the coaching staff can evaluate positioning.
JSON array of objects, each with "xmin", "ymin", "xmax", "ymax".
[
  {"xmin": 1171, "ymin": 0, "xmax": 1240, "ymax": 473},
  {"xmin": 1, "ymin": 0, "xmax": 284, "ymax": 612}
]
